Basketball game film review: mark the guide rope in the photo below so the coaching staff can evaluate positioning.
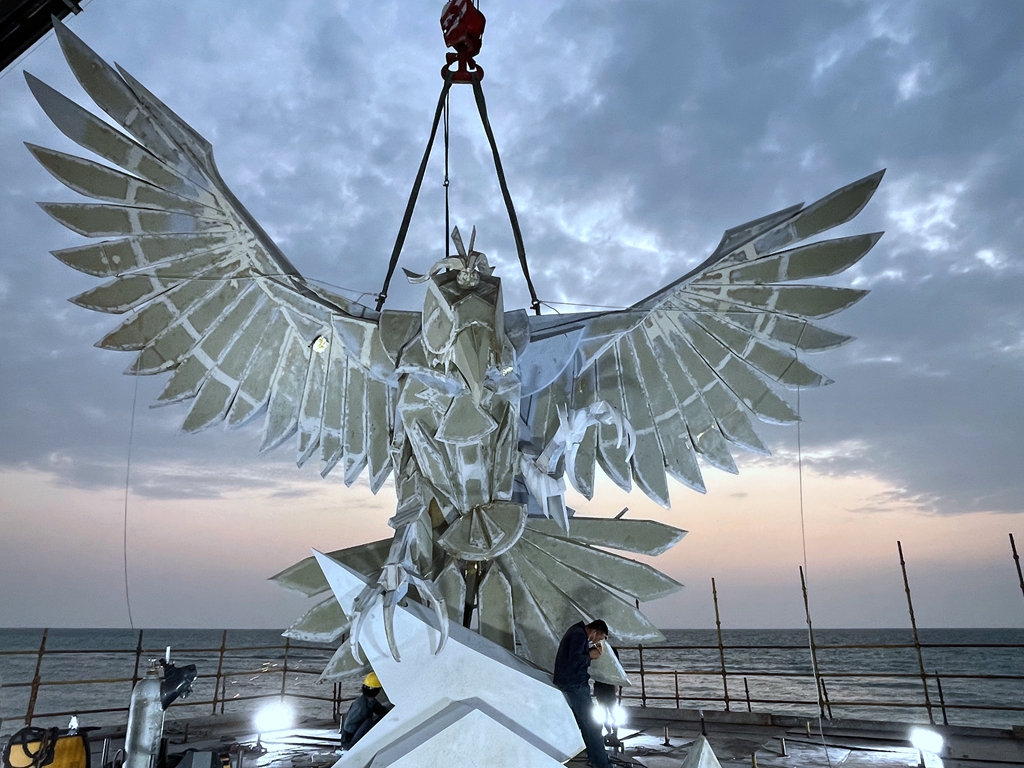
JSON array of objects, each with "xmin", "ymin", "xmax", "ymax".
[
  {"xmin": 444, "ymin": 90, "xmax": 451, "ymax": 260},
  {"xmin": 122, "ymin": 372, "xmax": 139, "ymax": 630},
  {"xmin": 794, "ymin": 322, "xmax": 833, "ymax": 768},
  {"xmin": 797, "ymin": 382, "xmax": 809, "ymax": 578}
]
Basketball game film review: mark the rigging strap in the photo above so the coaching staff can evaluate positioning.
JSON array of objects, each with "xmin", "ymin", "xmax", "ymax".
[
  {"xmin": 376, "ymin": 72, "xmax": 454, "ymax": 311},
  {"xmin": 470, "ymin": 74, "xmax": 541, "ymax": 316},
  {"xmin": 376, "ymin": 71, "xmax": 542, "ymax": 316}
]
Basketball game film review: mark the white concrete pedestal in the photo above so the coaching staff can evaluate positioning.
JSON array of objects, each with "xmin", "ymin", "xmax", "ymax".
[{"xmin": 313, "ymin": 551, "xmax": 584, "ymax": 768}]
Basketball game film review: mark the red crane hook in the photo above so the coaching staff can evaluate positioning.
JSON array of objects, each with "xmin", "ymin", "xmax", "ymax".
[{"xmin": 440, "ymin": 0, "xmax": 485, "ymax": 82}]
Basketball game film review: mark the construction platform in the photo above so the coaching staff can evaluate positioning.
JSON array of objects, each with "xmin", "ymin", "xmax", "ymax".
[{"xmin": 72, "ymin": 707, "xmax": 1024, "ymax": 768}]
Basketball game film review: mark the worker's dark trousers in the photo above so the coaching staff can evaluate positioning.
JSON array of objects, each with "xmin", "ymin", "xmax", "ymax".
[{"xmin": 561, "ymin": 683, "xmax": 611, "ymax": 768}]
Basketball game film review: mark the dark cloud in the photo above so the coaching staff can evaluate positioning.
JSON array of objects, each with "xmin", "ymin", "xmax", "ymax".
[{"xmin": 0, "ymin": 0, "xmax": 1020, "ymax": 521}]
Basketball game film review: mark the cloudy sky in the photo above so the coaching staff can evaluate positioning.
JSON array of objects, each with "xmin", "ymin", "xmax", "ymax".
[{"xmin": 1, "ymin": 0, "xmax": 1021, "ymax": 631}]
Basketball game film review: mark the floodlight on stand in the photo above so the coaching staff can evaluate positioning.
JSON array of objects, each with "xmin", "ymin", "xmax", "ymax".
[
  {"xmin": 254, "ymin": 699, "xmax": 294, "ymax": 749},
  {"xmin": 592, "ymin": 682, "xmax": 620, "ymax": 733},
  {"xmin": 611, "ymin": 704, "xmax": 628, "ymax": 727},
  {"xmin": 591, "ymin": 695, "xmax": 627, "ymax": 750}
]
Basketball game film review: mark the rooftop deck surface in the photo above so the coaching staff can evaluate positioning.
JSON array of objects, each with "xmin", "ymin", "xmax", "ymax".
[{"xmin": 75, "ymin": 708, "xmax": 1024, "ymax": 768}]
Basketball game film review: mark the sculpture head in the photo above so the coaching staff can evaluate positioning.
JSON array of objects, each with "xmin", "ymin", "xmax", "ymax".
[{"xmin": 414, "ymin": 227, "xmax": 506, "ymax": 397}]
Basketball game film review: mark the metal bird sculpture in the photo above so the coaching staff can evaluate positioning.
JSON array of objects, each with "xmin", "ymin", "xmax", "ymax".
[{"xmin": 26, "ymin": 19, "xmax": 882, "ymax": 675}]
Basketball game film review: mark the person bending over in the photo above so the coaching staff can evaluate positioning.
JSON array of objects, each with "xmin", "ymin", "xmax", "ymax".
[{"xmin": 340, "ymin": 672, "xmax": 391, "ymax": 750}]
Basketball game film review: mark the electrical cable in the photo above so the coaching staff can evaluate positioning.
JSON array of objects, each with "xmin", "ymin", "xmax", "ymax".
[
  {"xmin": 538, "ymin": 299, "xmax": 627, "ymax": 311},
  {"xmin": 534, "ymin": 297, "xmax": 811, "ymax": 314},
  {"xmin": 535, "ymin": 299, "xmax": 799, "ymax": 316}
]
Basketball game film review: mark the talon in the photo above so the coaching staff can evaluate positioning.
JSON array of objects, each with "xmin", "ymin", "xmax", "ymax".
[
  {"xmin": 350, "ymin": 613, "xmax": 368, "ymax": 664},
  {"xmin": 346, "ymin": 528, "xmax": 446, "ymax": 663},
  {"xmin": 349, "ymin": 583, "xmax": 382, "ymax": 664},
  {"xmin": 430, "ymin": 598, "xmax": 448, "ymax": 654},
  {"xmin": 382, "ymin": 595, "xmax": 401, "ymax": 662},
  {"xmin": 412, "ymin": 575, "xmax": 449, "ymax": 654}
]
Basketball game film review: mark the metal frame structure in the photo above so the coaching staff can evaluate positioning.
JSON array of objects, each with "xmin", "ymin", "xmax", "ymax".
[{"xmin": 0, "ymin": 0, "xmax": 83, "ymax": 73}]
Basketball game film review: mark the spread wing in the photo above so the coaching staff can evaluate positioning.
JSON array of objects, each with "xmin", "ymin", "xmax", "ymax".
[
  {"xmin": 521, "ymin": 171, "xmax": 884, "ymax": 506},
  {"xmin": 28, "ymin": 19, "xmax": 403, "ymax": 488}
]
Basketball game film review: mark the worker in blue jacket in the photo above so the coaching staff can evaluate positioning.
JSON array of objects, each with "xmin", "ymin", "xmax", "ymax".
[
  {"xmin": 340, "ymin": 672, "xmax": 391, "ymax": 750},
  {"xmin": 553, "ymin": 619, "xmax": 611, "ymax": 768}
]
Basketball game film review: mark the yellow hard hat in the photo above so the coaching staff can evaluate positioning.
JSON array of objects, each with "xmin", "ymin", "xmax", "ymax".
[{"xmin": 363, "ymin": 672, "xmax": 381, "ymax": 689}]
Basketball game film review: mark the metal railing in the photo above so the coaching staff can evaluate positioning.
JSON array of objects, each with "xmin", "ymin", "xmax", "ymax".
[
  {"xmin": 5, "ymin": 629, "xmax": 1020, "ymax": 733},
  {"xmin": 0, "ymin": 630, "xmax": 350, "ymax": 730},
  {"xmin": 606, "ymin": 535, "xmax": 1024, "ymax": 727},
  {"xmin": 3, "ymin": 536, "xmax": 1023, "ymax": 732},
  {"xmin": 615, "ymin": 639, "xmax": 1024, "ymax": 725}
]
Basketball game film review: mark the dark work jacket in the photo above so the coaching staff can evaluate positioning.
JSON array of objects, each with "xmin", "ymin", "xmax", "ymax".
[
  {"xmin": 553, "ymin": 621, "xmax": 591, "ymax": 689},
  {"xmin": 341, "ymin": 693, "xmax": 388, "ymax": 748}
]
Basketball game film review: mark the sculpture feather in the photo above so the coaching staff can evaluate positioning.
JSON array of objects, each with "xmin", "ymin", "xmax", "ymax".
[{"xmin": 28, "ymin": 20, "xmax": 395, "ymax": 491}]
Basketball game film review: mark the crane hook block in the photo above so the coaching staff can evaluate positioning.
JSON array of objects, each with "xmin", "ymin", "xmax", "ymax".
[{"xmin": 441, "ymin": 0, "xmax": 485, "ymax": 82}]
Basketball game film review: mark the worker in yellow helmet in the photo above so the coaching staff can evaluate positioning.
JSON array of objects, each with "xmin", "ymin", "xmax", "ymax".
[{"xmin": 340, "ymin": 671, "xmax": 391, "ymax": 750}]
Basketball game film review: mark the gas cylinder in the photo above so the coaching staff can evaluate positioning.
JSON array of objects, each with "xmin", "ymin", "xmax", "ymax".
[{"xmin": 124, "ymin": 661, "xmax": 165, "ymax": 768}]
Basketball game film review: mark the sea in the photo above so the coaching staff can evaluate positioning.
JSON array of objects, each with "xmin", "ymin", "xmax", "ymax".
[{"xmin": 1, "ymin": 628, "xmax": 1022, "ymax": 738}]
